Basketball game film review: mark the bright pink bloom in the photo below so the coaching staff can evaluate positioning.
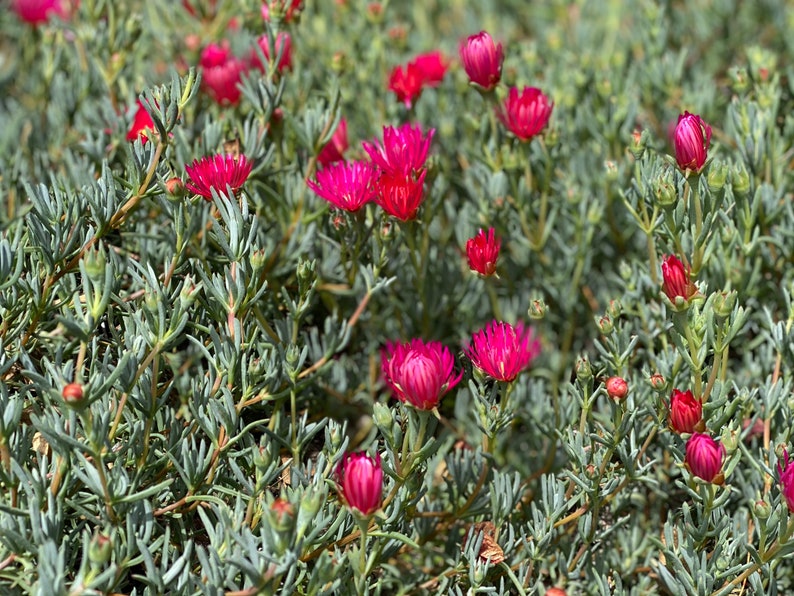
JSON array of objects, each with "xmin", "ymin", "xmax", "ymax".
[
  {"xmin": 661, "ymin": 255, "xmax": 697, "ymax": 303},
  {"xmin": 317, "ymin": 118, "xmax": 349, "ymax": 166},
  {"xmin": 126, "ymin": 100, "xmax": 156, "ymax": 143},
  {"xmin": 459, "ymin": 31, "xmax": 503, "ymax": 91},
  {"xmin": 669, "ymin": 389, "xmax": 702, "ymax": 434},
  {"xmin": 261, "ymin": 0, "xmax": 303, "ymax": 21},
  {"xmin": 381, "ymin": 339, "xmax": 462, "ymax": 410},
  {"xmin": 185, "ymin": 154, "xmax": 253, "ymax": 200},
  {"xmin": 376, "ymin": 171, "xmax": 427, "ymax": 221},
  {"xmin": 306, "ymin": 160, "xmax": 378, "ymax": 212},
  {"xmin": 466, "ymin": 228, "xmax": 501, "ymax": 276},
  {"xmin": 412, "ymin": 51, "xmax": 447, "ymax": 85},
  {"xmin": 497, "ymin": 86, "xmax": 553, "ymax": 141},
  {"xmin": 251, "ymin": 32, "xmax": 293, "ymax": 73},
  {"xmin": 336, "ymin": 452, "xmax": 383, "ymax": 516},
  {"xmin": 11, "ymin": 0, "xmax": 70, "ymax": 23},
  {"xmin": 388, "ymin": 51, "xmax": 447, "ymax": 109},
  {"xmin": 685, "ymin": 433, "xmax": 724, "ymax": 483},
  {"xmin": 362, "ymin": 123, "xmax": 435, "ymax": 178},
  {"xmin": 674, "ymin": 111, "xmax": 711, "ymax": 172},
  {"xmin": 777, "ymin": 450, "xmax": 794, "ymax": 512},
  {"xmin": 465, "ymin": 321, "xmax": 540, "ymax": 382},
  {"xmin": 199, "ymin": 43, "xmax": 248, "ymax": 105}
]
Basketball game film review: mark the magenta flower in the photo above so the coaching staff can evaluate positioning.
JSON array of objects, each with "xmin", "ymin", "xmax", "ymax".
[
  {"xmin": 251, "ymin": 32, "xmax": 293, "ymax": 73},
  {"xmin": 674, "ymin": 111, "xmax": 711, "ymax": 172},
  {"xmin": 661, "ymin": 255, "xmax": 697, "ymax": 304},
  {"xmin": 685, "ymin": 433, "xmax": 724, "ymax": 483},
  {"xmin": 381, "ymin": 339, "xmax": 462, "ymax": 410},
  {"xmin": 185, "ymin": 154, "xmax": 253, "ymax": 201},
  {"xmin": 466, "ymin": 228, "xmax": 501, "ymax": 276},
  {"xmin": 459, "ymin": 31, "xmax": 504, "ymax": 91},
  {"xmin": 669, "ymin": 389, "xmax": 702, "ymax": 434},
  {"xmin": 465, "ymin": 321, "xmax": 540, "ymax": 382},
  {"xmin": 375, "ymin": 171, "xmax": 427, "ymax": 221},
  {"xmin": 497, "ymin": 86, "xmax": 553, "ymax": 141},
  {"xmin": 199, "ymin": 43, "xmax": 248, "ymax": 106},
  {"xmin": 362, "ymin": 123, "xmax": 435, "ymax": 178},
  {"xmin": 306, "ymin": 160, "xmax": 378, "ymax": 212},
  {"xmin": 387, "ymin": 51, "xmax": 447, "ymax": 109},
  {"xmin": 317, "ymin": 118, "xmax": 349, "ymax": 166},
  {"xmin": 126, "ymin": 99, "xmax": 156, "ymax": 143},
  {"xmin": 11, "ymin": 0, "xmax": 70, "ymax": 24},
  {"xmin": 336, "ymin": 452, "xmax": 383, "ymax": 516},
  {"xmin": 777, "ymin": 450, "xmax": 794, "ymax": 512}
]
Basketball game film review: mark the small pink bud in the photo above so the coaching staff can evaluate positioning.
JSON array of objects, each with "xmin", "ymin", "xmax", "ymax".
[
  {"xmin": 605, "ymin": 376, "xmax": 628, "ymax": 400},
  {"xmin": 336, "ymin": 452, "xmax": 383, "ymax": 516},
  {"xmin": 62, "ymin": 383, "xmax": 84, "ymax": 404},
  {"xmin": 459, "ymin": 31, "xmax": 504, "ymax": 91},
  {"xmin": 669, "ymin": 389, "xmax": 702, "ymax": 434},
  {"xmin": 685, "ymin": 433, "xmax": 724, "ymax": 483},
  {"xmin": 661, "ymin": 255, "xmax": 697, "ymax": 304},
  {"xmin": 165, "ymin": 177, "xmax": 186, "ymax": 196},
  {"xmin": 674, "ymin": 111, "xmax": 711, "ymax": 172}
]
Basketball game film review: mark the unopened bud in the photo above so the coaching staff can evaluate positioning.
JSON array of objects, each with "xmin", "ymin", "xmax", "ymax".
[
  {"xmin": 653, "ymin": 179, "xmax": 676, "ymax": 208},
  {"xmin": 649, "ymin": 373, "xmax": 666, "ymax": 392},
  {"xmin": 720, "ymin": 426, "xmax": 740, "ymax": 454},
  {"xmin": 753, "ymin": 499, "xmax": 772, "ymax": 520},
  {"xmin": 88, "ymin": 532, "xmax": 112, "ymax": 566},
  {"xmin": 271, "ymin": 498, "xmax": 295, "ymax": 529},
  {"xmin": 575, "ymin": 357, "xmax": 593, "ymax": 383},
  {"xmin": 732, "ymin": 164, "xmax": 750, "ymax": 197},
  {"xmin": 729, "ymin": 66, "xmax": 750, "ymax": 93},
  {"xmin": 707, "ymin": 162, "xmax": 728, "ymax": 192},
  {"xmin": 605, "ymin": 376, "xmax": 629, "ymax": 400},
  {"xmin": 365, "ymin": 2, "xmax": 384, "ymax": 22},
  {"xmin": 165, "ymin": 177, "xmax": 186, "ymax": 197},
  {"xmin": 604, "ymin": 160, "xmax": 618, "ymax": 182},
  {"xmin": 62, "ymin": 383, "xmax": 84, "ymax": 405},
  {"xmin": 546, "ymin": 589, "xmax": 567, "ymax": 596},
  {"xmin": 713, "ymin": 290, "xmax": 737, "ymax": 319},
  {"xmin": 607, "ymin": 299, "xmax": 622, "ymax": 319},
  {"xmin": 596, "ymin": 314, "xmax": 614, "ymax": 335},
  {"xmin": 250, "ymin": 249, "xmax": 267, "ymax": 271},
  {"xmin": 528, "ymin": 299, "xmax": 546, "ymax": 320},
  {"xmin": 83, "ymin": 246, "xmax": 106, "ymax": 280},
  {"xmin": 629, "ymin": 129, "xmax": 647, "ymax": 159}
]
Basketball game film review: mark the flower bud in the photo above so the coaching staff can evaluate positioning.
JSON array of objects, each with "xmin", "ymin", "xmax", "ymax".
[
  {"xmin": 729, "ymin": 66, "xmax": 750, "ymax": 93},
  {"xmin": 528, "ymin": 299, "xmax": 546, "ymax": 320},
  {"xmin": 732, "ymin": 164, "xmax": 751, "ymax": 197},
  {"xmin": 668, "ymin": 389, "xmax": 702, "ymax": 434},
  {"xmin": 661, "ymin": 255, "xmax": 697, "ymax": 305},
  {"xmin": 458, "ymin": 31, "xmax": 504, "ymax": 92},
  {"xmin": 720, "ymin": 426, "xmax": 740, "ymax": 454},
  {"xmin": 606, "ymin": 299, "xmax": 623, "ymax": 320},
  {"xmin": 713, "ymin": 290, "xmax": 737, "ymax": 320},
  {"xmin": 753, "ymin": 499, "xmax": 772, "ymax": 520},
  {"xmin": 649, "ymin": 373, "xmax": 667, "ymax": 393},
  {"xmin": 596, "ymin": 314, "xmax": 614, "ymax": 335},
  {"xmin": 83, "ymin": 246, "xmax": 106, "ymax": 281},
  {"xmin": 62, "ymin": 382, "xmax": 84, "ymax": 405},
  {"xmin": 270, "ymin": 498, "xmax": 295, "ymax": 531},
  {"xmin": 653, "ymin": 179, "xmax": 676, "ymax": 208},
  {"xmin": 685, "ymin": 433, "xmax": 725, "ymax": 483},
  {"xmin": 336, "ymin": 452, "xmax": 383, "ymax": 516},
  {"xmin": 707, "ymin": 162, "xmax": 728, "ymax": 192},
  {"xmin": 249, "ymin": 249, "xmax": 267, "ymax": 271},
  {"xmin": 605, "ymin": 376, "xmax": 628, "ymax": 401},
  {"xmin": 546, "ymin": 589, "xmax": 567, "ymax": 596},
  {"xmin": 604, "ymin": 160, "xmax": 618, "ymax": 182},
  {"xmin": 674, "ymin": 111, "xmax": 711, "ymax": 173},
  {"xmin": 629, "ymin": 129, "xmax": 647, "ymax": 159},
  {"xmin": 575, "ymin": 357, "xmax": 593, "ymax": 383},
  {"xmin": 372, "ymin": 402, "xmax": 394, "ymax": 433},
  {"xmin": 88, "ymin": 532, "xmax": 112, "ymax": 566},
  {"xmin": 165, "ymin": 177, "xmax": 186, "ymax": 197}
]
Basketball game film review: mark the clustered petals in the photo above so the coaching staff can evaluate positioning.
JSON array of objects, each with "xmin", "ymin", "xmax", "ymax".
[
  {"xmin": 11, "ymin": 0, "xmax": 71, "ymax": 24},
  {"xmin": 685, "ymin": 433, "xmax": 724, "ymax": 483},
  {"xmin": 459, "ymin": 31, "xmax": 504, "ymax": 91},
  {"xmin": 466, "ymin": 228, "xmax": 501, "ymax": 276},
  {"xmin": 306, "ymin": 160, "xmax": 378, "ymax": 212},
  {"xmin": 336, "ymin": 452, "xmax": 383, "ymax": 516},
  {"xmin": 185, "ymin": 154, "xmax": 253, "ymax": 200},
  {"xmin": 388, "ymin": 51, "xmax": 448, "ymax": 109},
  {"xmin": 465, "ymin": 320, "xmax": 540, "ymax": 382},
  {"xmin": 669, "ymin": 389, "xmax": 702, "ymax": 434},
  {"xmin": 199, "ymin": 42, "xmax": 248, "ymax": 106},
  {"xmin": 661, "ymin": 255, "xmax": 697, "ymax": 304},
  {"xmin": 674, "ymin": 111, "xmax": 711, "ymax": 172},
  {"xmin": 381, "ymin": 339, "xmax": 462, "ymax": 410},
  {"xmin": 497, "ymin": 86, "xmax": 553, "ymax": 141},
  {"xmin": 777, "ymin": 450, "xmax": 794, "ymax": 513}
]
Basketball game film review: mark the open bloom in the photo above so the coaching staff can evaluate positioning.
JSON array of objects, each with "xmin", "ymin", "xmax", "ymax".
[
  {"xmin": 661, "ymin": 255, "xmax": 697, "ymax": 304},
  {"xmin": 336, "ymin": 452, "xmax": 383, "ymax": 516},
  {"xmin": 685, "ymin": 433, "xmax": 724, "ymax": 483},
  {"xmin": 363, "ymin": 123, "xmax": 435, "ymax": 178},
  {"xmin": 465, "ymin": 321, "xmax": 540, "ymax": 382},
  {"xmin": 12, "ymin": 0, "xmax": 71, "ymax": 23},
  {"xmin": 459, "ymin": 31, "xmax": 503, "ymax": 91},
  {"xmin": 388, "ymin": 51, "xmax": 447, "ymax": 109},
  {"xmin": 306, "ymin": 160, "xmax": 378, "ymax": 212},
  {"xmin": 466, "ymin": 228, "xmax": 501, "ymax": 276},
  {"xmin": 778, "ymin": 450, "xmax": 794, "ymax": 512},
  {"xmin": 199, "ymin": 43, "xmax": 248, "ymax": 105},
  {"xmin": 497, "ymin": 86, "xmax": 553, "ymax": 141},
  {"xmin": 126, "ymin": 99, "xmax": 156, "ymax": 143},
  {"xmin": 381, "ymin": 339, "xmax": 462, "ymax": 410},
  {"xmin": 375, "ymin": 171, "xmax": 427, "ymax": 221},
  {"xmin": 185, "ymin": 154, "xmax": 253, "ymax": 200},
  {"xmin": 251, "ymin": 32, "xmax": 293, "ymax": 73},
  {"xmin": 674, "ymin": 111, "xmax": 711, "ymax": 172},
  {"xmin": 669, "ymin": 389, "xmax": 702, "ymax": 433},
  {"xmin": 317, "ymin": 118, "xmax": 349, "ymax": 166}
]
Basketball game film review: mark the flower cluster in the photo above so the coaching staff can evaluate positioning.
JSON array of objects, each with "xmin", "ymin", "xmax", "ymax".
[{"xmin": 388, "ymin": 51, "xmax": 448, "ymax": 109}]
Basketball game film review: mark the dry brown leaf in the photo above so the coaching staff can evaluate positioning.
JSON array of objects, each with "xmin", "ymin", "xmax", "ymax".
[{"xmin": 464, "ymin": 521, "xmax": 505, "ymax": 565}]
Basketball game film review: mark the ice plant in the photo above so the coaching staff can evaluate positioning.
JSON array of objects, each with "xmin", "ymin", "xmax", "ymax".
[
  {"xmin": 199, "ymin": 42, "xmax": 248, "ymax": 105},
  {"xmin": 336, "ymin": 452, "xmax": 383, "ymax": 516},
  {"xmin": 674, "ymin": 111, "xmax": 711, "ymax": 172},
  {"xmin": 459, "ymin": 31, "xmax": 504, "ymax": 91},
  {"xmin": 388, "ymin": 51, "xmax": 447, "ymax": 109},
  {"xmin": 661, "ymin": 255, "xmax": 697, "ymax": 304},
  {"xmin": 685, "ymin": 433, "xmax": 724, "ymax": 483},
  {"xmin": 185, "ymin": 154, "xmax": 253, "ymax": 201},
  {"xmin": 317, "ymin": 118, "xmax": 349, "ymax": 166},
  {"xmin": 11, "ymin": 0, "xmax": 70, "ymax": 24},
  {"xmin": 251, "ymin": 32, "xmax": 293, "ymax": 73},
  {"xmin": 381, "ymin": 339, "xmax": 463, "ymax": 410},
  {"xmin": 777, "ymin": 450, "xmax": 794, "ymax": 512},
  {"xmin": 261, "ymin": 0, "xmax": 303, "ymax": 22},
  {"xmin": 669, "ymin": 389, "xmax": 702, "ymax": 433},
  {"xmin": 375, "ymin": 171, "xmax": 427, "ymax": 221},
  {"xmin": 466, "ymin": 228, "xmax": 501, "ymax": 276},
  {"xmin": 306, "ymin": 160, "xmax": 378, "ymax": 212},
  {"xmin": 605, "ymin": 376, "xmax": 629, "ymax": 400},
  {"xmin": 465, "ymin": 320, "xmax": 540, "ymax": 382},
  {"xmin": 362, "ymin": 123, "xmax": 435, "ymax": 178},
  {"xmin": 126, "ymin": 99, "xmax": 156, "ymax": 143},
  {"xmin": 497, "ymin": 86, "xmax": 553, "ymax": 141}
]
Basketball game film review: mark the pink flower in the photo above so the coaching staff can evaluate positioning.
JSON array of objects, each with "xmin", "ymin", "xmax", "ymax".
[
  {"xmin": 306, "ymin": 160, "xmax": 378, "ymax": 212},
  {"xmin": 777, "ymin": 450, "xmax": 794, "ymax": 512},
  {"xmin": 381, "ymin": 339, "xmax": 462, "ymax": 410},
  {"xmin": 317, "ymin": 118, "xmax": 349, "ymax": 166},
  {"xmin": 669, "ymin": 389, "xmax": 702, "ymax": 434},
  {"xmin": 375, "ymin": 171, "xmax": 427, "ymax": 221},
  {"xmin": 336, "ymin": 452, "xmax": 383, "ymax": 516},
  {"xmin": 497, "ymin": 86, "xmax": 553, "ymax": 141},
  {"xmin": 674, "ymin": 111, "xmax": 711, "ymax": 172},
  {"xmin": 388, "ymin": 51, "xmax": 447, "ymax": 109},
  {"xmin": 466, "ymin": 228, "xmax": 501, "ymax": 276},
  {"xmin": 185, "ymin": 154, "xmax": 253, "ymax": 200},
  {"xmin": 251, "ymin": 32, "xmax": 293, "ymax": 73},
  {"xmin": 126, "ymin": 100, "xmax": 156, "ymax": 143},
  {"xmin": 661, "ymin": 255, "xmax": 697, "ymax": 304},
  {"xmin": 11, "ymin": 0, "xmax": 71, "ymax": 24},
  {"xmin": 685, "ymin": 433, "xmax": 724, "ymax": 483},
  {"xmin": 412, "ymin": 51, "xmax": 447, "ymax": 85},
  {"xmin": 362, "ymin": 123, "xmax": 435, "ymax": 178},
  {"xmin": 199, "ymin": 43, "xmax": 248, "ymax": 105},
  {"xmin": 465, "ymin": 321, "xmax": 540, "ymax": 382},
  {"xmin": 459, "ymin": 31, "xmax": 504, "ymax": 91},
  {"xmin": 261, "ymin": 0, "xmax": 303, "ymax": 22}
]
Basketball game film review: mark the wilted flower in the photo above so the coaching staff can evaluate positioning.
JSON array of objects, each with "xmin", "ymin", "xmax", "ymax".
[
  {"xmin": 251, "ymin": 32, "xmax": 293, "ymax": 73},
  {"xmin": 317, "ymin": 118, "xmax": 349, "ymax": 166},
  {"xmin": 11, "ymin": 0, "xmax": 71, "ymax": 24},
  {"xmin": 466, "ymin": 228, "xmax": 501, "ymax": 276},
  {"xmin": 459, "ymin": 31, "xmax": 504, "ymax": 91},
  {"xmin": 685, "ymin": 433, "xmax": 724, "ymax": 483},
  {"xmin": 661, "ymin": 255, "xmax": 697, "ymax": 304},
  {"xmin": 375, "ymin": 171, "xmax": 427, "ymax": 221},
  {"xmin": 674, "ymin": 111, "xmax": 711, "ymax": 172},
  {"xmin": 199, "ymin": 42, "xmax": 248, "ymax": 105},
  {"xmin": 126, "ymin": 99, "xmax": 156, "ymax": 143},
  {"xmin": 381, "ymin": 339, "xmax": 462, "ymax": 410},
  {"xmin": 185, "ymin": 154, "xmax": 253, "ymax": 200},
  {"xmin": 777, "ymin": 450, "xmax": 794, "ymax": 512},
  {"xmin": 669, "ymin": 389, "xmax": 702, "ymax": 433},
  {"xmin": 388, "ymin": 51, "xmax": 447, "ymax": 109},
  {"xmin": 465, "ymin": 320, "xmax": 540, "ymax": 382},
  {"xmin": 497, "ymin": 86, "xmax": 553, "ymax": 141},
  {"xmin": 336, "ymin": 452, "xmax": 383, "ymax": 516},
  {"xmin": 362, "ymin": 123, "xmax": 435, "ymax": 178},
  {"xmin": 306, "ymin": 160, "xmax": 378, "ymax": 212},
  {"xmin": 605, "ymin": 376, "xmax": 629, "ymax": 400}
]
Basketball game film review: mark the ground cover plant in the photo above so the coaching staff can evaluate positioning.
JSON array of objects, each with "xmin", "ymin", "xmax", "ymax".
[{"xmin": 2, "ymin": 0, "xmax": 794, "ymax": 593}]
